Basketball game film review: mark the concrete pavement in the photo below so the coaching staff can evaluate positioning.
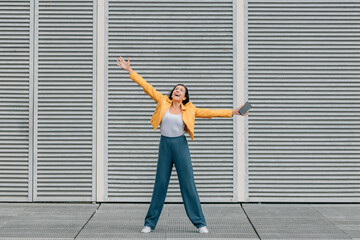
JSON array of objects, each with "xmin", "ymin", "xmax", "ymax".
[{"xmin": 0, "ymin": 203, "xmax": 359, "ymax": 239}]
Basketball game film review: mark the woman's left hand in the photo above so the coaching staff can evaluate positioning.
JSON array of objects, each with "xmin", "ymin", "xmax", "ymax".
[{"xmin": 233, "ymin": 104, "xmax": 249, "ymax": 116}]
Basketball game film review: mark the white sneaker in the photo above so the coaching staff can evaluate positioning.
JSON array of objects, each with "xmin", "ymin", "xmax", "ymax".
[
  {"xmin": 198, "ymin": 226, "xmax": 209, "ymax": 233},
  {"xmin": 141, "ymin": 226, "xmax": 152, "ymax": 233}
]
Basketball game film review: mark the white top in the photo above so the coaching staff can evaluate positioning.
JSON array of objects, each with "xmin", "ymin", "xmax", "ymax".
[{"xmin": 160, "ymin": 109, "xmax": 185, "ymax": 137}]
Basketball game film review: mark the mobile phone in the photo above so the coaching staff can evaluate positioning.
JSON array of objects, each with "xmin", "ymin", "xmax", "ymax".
[{"xmin": 238, "ymin": 101, "xmax": 252, "ymax": 115}]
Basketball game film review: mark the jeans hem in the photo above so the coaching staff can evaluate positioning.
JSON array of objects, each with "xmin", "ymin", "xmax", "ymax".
[{"xmin": 196, "ymin": 224, "xmax": 207, "ymax": 228}]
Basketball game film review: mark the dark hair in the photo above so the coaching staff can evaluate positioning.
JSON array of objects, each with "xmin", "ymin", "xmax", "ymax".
[{"xmin": 168, "ymin": 84, "xmax": 190, "ymax": 105}]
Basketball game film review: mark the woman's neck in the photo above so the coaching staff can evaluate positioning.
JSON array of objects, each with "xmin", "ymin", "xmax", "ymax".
[{"xmin": 171, "ymin": 101, "xmax": 181, "ymax": 110}]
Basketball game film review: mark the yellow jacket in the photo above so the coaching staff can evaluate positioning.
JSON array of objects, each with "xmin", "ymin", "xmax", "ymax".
[{"xmin": 129, "ymin": 71, "xmax": 233, "ymax": 140}]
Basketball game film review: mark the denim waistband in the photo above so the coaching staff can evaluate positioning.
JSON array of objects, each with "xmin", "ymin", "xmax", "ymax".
[{"xmin": 160, "ymin": 134, "xmax": 185, "ymax": 140}]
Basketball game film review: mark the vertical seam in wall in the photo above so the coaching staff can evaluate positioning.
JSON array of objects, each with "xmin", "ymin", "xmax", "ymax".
[
  {"xmin": 32, "ymin": 0, "xmax": 39, "ymax": 202},
  {"xmin": 236, "ymin": 0, "xmax": 246, "ymax": 202},
  {"xmin": 29, "ymin": 0, "xmax": 35, "ymax": 202},
  {"xmin": 232, "ymin": 0, "xmax": 238, "ymax": 202},
  {"xmin": 103, "ymin": 0, "xmax": 109, "ymax": 202},
  {"xmin": 93, "ymin": 0, "xmax": 98, "ymax": 203},
  {"xmin": 97, "ymin": 0, "xmax": 106, "ymax": 202},
  {"xmin": 244, "ymin": 0, "xmax": 250, "ymax": 202}
]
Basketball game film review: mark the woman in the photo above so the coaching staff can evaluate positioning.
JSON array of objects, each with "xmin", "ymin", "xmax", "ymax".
[{"xmin": 116, "ymin": 56, "xmax": 249, "ymax": 234}]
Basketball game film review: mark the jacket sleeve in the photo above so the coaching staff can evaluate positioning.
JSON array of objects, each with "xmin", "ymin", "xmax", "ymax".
[
  {"xmin": 129, "ymin": 71, "xmax": 164, "ymax": 103},
  {"xmin": 195, "ymin": 107, "xmax": 233, "ymax": 118}
]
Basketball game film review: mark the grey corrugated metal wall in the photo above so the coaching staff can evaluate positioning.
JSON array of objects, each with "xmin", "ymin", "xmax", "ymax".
[
  {"xmin": 33, "ymin": 0, "xmax": 96, "ymax": 201},
  {"xmin": 0, "ymin": 0, "xmax": 96, "ymax": 202},
  {"xmin": 0, "ymin": 0, "xmax": 32, "ymax": 201},
  {"xmin": 246, "ymin": 0, "xmax": 360, "ymax": 202},
  {"xmin": 105, "ymin": 0, "xmax": 235, "ymax": 202}
]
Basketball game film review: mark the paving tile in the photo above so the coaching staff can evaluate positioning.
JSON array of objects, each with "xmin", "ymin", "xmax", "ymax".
[
  {"xmin": 259, "ymin": 233, "xmax": 350, "ymax": 239},
  {"xmin": 79, "ymin": 203, "xmax": 258, "ymax": 239},
  {"xmin": 313, "ymin": 205, "xmax": 360, "ymax": 220},
  {"xmin": 243, "ymin": 204, "xmax": 324, "ymax": 218},
  {"xmin": 243, "ymin": 204, "xmax": 351, "ymax": 240},
  {"xmin": 0, "ymin": 203, "xmax": 98, "ymax": 240},
  {"xmin": 76, "ymin": 232, "xmax": 166, "ymax": 239},
  {"xmin": 312, "ymin": 204, "xmax": 360, "ymax": 239},
  {"xmin": 0, "ymin": 229, "xmax": 77, "ymax": 239}
]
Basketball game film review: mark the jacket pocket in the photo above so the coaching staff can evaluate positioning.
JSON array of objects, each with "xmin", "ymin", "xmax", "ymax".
[{"xmin": 150, "ymin": 101, "xmax": 162, "ymax": 128}]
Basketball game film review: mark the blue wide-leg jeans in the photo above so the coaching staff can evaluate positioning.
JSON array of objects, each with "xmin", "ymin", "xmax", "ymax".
[{"xmin": 144, "ymin": 135, "xmax": 207, "ymax": 230}]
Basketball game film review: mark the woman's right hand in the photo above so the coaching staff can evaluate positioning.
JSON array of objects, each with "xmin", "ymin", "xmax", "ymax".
[{"xmin": 116, "ymin": 56, "xmax": 133, "ymax": 74}]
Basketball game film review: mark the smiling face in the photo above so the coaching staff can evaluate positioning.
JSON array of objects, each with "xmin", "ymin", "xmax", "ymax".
[{"xmin": 171, "ymin": 85, "xmax": 187, "ymax": 103}]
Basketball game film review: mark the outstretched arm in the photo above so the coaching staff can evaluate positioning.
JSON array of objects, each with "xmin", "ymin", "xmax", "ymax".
[
  {"xmin": 116, "ymin": 56, "xmax": 163, "ymax": 103},
  {"xmin": 195, "ymin": 103, "xmax": 249, "ymax": 118}
]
